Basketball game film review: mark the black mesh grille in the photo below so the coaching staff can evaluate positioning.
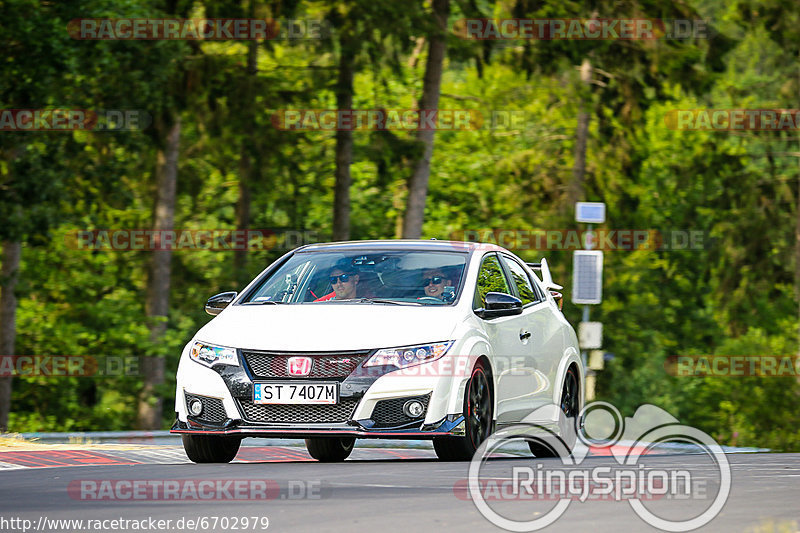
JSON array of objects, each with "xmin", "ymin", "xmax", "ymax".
[
  {"xmin": 371, "ymin": 394, "xmax": 430, "ymax": 428},
  {"xmin": 185, "ymin": 393, "xmax": 227, "ymax": 425},
  {"xmin": 235, "ymin": 397, "xmax": 360, "ymax": 424},
  {"xmin": 241, "ymin": 350, "xmax": 370, "ymax": 380}
]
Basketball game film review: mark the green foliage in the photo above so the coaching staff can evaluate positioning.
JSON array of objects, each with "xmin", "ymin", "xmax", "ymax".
[{"xmin": 3, "ymin": 0, "xmax": 800, "ymax": 450}]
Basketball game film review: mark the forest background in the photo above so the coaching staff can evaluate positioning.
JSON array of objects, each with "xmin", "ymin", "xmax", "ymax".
[{"xmin": 2, "ymin": 0, "xmax": 799, "ymax": 451}]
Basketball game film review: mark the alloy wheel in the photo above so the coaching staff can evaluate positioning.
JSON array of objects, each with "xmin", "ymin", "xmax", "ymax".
[{"xmin": 467, "ymin": 368, "xmax": 492, "ymax": 448}]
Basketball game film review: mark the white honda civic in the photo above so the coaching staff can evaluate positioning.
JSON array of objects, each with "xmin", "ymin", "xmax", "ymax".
[{"xmin": 172, "ymin": 240, "xmax": 583, "ymax": 462}]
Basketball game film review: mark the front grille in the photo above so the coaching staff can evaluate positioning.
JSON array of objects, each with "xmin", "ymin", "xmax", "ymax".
[
  {"xmin": 241, "ymin": 350, "xmax": 370, "ymax": 380},
  {"xmin": 235, "ymin": 397, "xmax": 360, "ymax": 424},
  {"xmin": 185, "ymin": 393, "xmax": 227, "ymax": 425},
  {"xmin": 371, "ymin": 394, "xmax": 431, "ymax": 428}
]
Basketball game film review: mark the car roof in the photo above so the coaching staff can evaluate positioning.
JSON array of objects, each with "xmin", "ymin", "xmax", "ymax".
[{"xmin": 297, "ymin": 239, "xmax": 505, "ymax": 254}]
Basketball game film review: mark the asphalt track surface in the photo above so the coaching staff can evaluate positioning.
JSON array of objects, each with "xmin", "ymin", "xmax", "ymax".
[{"xmin": 0, "ymin": 444, "xmax": 798, "ymax": 533}]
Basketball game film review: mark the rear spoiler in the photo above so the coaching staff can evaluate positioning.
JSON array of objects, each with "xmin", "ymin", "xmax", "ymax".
[{"xmin": 526, "ymin": 258, "xmax": 563, "ymax": 291}]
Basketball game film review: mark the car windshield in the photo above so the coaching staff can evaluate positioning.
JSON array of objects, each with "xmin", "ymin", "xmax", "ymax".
[{"xmin": 243, "ymin": 250, "xmax": 468, "ymax": 305}]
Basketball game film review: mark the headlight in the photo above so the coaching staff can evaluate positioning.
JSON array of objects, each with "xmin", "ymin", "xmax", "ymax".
[
  {"xmin": 189, "ymin": 341, "xmax": 239, "ymax": 368},
  {"xmin": 364, "ymin": 341, "xmax": 453, "ymax": 369}
]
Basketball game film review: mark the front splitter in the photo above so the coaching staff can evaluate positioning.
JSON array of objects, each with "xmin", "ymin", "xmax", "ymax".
[{"xmin": 170, "ymin": 416, "xmax": 465, "ymax": 440}]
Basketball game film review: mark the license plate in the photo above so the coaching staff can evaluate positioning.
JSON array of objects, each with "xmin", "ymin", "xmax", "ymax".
[{"xmin": 253, "ymin": 382, "xmax": 338, "ymax": 405}]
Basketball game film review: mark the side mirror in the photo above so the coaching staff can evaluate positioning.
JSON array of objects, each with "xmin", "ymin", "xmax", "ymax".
[
  {"xmin": 476, "ymin": 292, "xmax": 523, "ymax": 319},
  {"xmin": 550, "ymin": 291, "xmax": 563, "ymax": 310},
  {"xmin": 205, "ymin": 291, "xmax": 238, "ymax": 316}
]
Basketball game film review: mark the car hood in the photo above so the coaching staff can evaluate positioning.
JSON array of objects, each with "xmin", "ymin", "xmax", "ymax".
[{"xmin": 194, "ymin": 303, "xmax": 463, "ymax": 352}]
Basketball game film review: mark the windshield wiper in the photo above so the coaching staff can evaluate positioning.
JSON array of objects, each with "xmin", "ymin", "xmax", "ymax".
[
  {"xmin": 246, "ymin": 300, "xmax": 287, "ymax": 305},
  {"xmin": 350, "ymin": 298, "xmax": 423, "ymax": 306}
]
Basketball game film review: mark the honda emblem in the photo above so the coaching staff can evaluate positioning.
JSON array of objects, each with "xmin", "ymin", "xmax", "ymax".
[{"xmin": 287, "ymin": 356, "xmax": 312, "ymax": 376}]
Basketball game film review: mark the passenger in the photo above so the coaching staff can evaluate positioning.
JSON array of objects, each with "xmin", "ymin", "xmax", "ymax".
[
  {"xmin": 421, "ymin": 269, "xmax": 452, "ymax": 299},
  {"xmin": 314, "ymin": 260, "xmax": 360, "ymax": 301}
]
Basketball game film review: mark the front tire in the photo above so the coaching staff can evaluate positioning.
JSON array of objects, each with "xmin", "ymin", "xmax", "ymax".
[
  {"xmin": 434, "ymin": 361, "xmax": 493, "ymax": 461},
  {"xmin": 182, "ymin": 434, "xmax": 241, "ymax": 463},
  {"xmin": 305, "ymin": 437, "xmax": 355, "ymax": 462}
]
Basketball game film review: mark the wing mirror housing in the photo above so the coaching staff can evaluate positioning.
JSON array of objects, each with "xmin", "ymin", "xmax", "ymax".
[
  {"xmin": 476, "ymin": 292, "xmax": 523, "ymax": 319},
  {"xmin": 205, "ymin": 291, "xmax": 238, "ymax": 316}
]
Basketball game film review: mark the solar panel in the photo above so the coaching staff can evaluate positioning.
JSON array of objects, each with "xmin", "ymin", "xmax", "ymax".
[{"xmin": 572, "ymin": 250, "xmax": 603, "ymax": 304}]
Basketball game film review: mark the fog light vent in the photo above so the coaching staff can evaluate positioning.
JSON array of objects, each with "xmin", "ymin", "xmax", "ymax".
[{"xmin": 371, "ymin": 393, "xmax": 431, "ymax": 428}]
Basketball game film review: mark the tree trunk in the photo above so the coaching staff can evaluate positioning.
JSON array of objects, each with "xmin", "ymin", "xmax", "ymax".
[
  {"xmin": 393, "ymin": 181, "xmax": 407, "ymax": 239},
  {"xmin": 234, "ymin": 150, "xmax": 252, "ymax": 286},
  {"xmin": 333, "ymin": 41, "xmax": 355, "ymax": 241},
  {"xmin": 402, "ymin": 0, "xmax": 450, "ymax": 239},
  {"xmin": 0, "ymin": 241, "xmax": 21, "ymax": 431},
  {"xmin": 795, "ymin": 53, "xmax": 800, "ymax": 372},
  {"xmin": 569, "ymin": 58, "xmax": 593, "ymax": 206},
  {"xmin": 138, "ymin": 116, "xmax": 181, "ymax": 430},
  {"xmin": 794, "ymin": 148, "xmax": 800, "ymax": 386},
  {"xmin": 234, "ymin": 37, "xmax": 258, "ymax": 286}
]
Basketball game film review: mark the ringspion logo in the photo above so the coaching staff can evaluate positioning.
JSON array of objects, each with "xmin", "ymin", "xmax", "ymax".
[{"xmin": 465, "ymin": 403, "xmax": 730, "ymax": 531}]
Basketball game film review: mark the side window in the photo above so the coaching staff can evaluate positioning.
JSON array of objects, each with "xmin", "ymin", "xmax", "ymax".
[
  {"xmin": 473, "ymin": 255, "xmax": 512, "ymax": 308},
  {"xmin": 501, "ymin": 256, "xmax": 540, "ymax": 306},
  {"xmin": 530, "ymin": 275, "xmax": 547, "ymax": 302}
]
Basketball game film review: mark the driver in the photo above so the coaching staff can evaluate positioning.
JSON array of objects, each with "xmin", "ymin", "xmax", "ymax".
[
  {"xmin": 314, "ymin": 260, "xmax": 359, "ymax": 301},
  {"xmin": 421, "ymin": 269, "xmax": 452, "ymax": 299}
]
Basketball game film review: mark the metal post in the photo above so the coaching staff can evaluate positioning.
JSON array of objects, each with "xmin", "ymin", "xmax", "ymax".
[
  {"xmin": 581, "ymin": 305, "xmax": 589, "ymax": 367},
  {"xmin": 581, "ymin": 222, "xmax": 593, "ymax": 368},
  {"xmin": 574, "ymin": 204, "xmax": 605, "ymax": 401}
]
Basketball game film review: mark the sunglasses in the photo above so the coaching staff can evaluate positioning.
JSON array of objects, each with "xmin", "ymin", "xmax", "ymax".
[
  {"xmin": 330, "ymin": 274, "xmax": 353, "ymax": 284},
  {"xmin": 423, "ymin": 277, "xmax": 444, "ymax": 286}
]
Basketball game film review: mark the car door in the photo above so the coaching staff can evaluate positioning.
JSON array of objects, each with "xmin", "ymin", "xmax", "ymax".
[
  {"xmin": 472, "ymin": 253, "xmax": 530, "ymax": 426},
  {"xmin": 499, "ymin": 254, "xmax": 563, "ymax": 416}
]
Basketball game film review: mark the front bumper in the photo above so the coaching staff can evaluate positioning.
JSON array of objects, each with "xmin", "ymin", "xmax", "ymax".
[{"xmin": 172, "ymin": 346, "xmax": 470, "ymax": 439}]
